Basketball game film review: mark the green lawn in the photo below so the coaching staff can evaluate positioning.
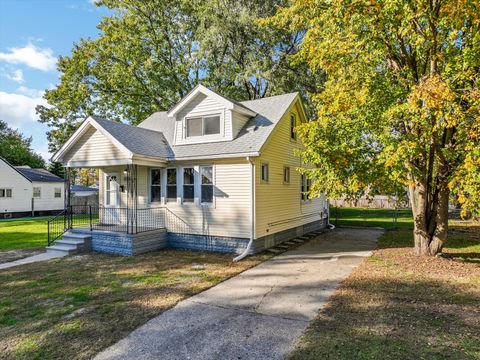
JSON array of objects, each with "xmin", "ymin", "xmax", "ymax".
[
  {"xmin": 331, "ymin": 207, "xmax": 414, "ymax": 229},
  {"xmin": 0, "ymin": 218, "xmax": 49, "ymax": 250},
  {"xmin": 288, "ymin": 224, "xmax": 480, "ymax": 359}
]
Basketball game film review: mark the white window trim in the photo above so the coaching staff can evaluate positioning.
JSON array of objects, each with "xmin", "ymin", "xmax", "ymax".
[
  {"xmin": 181, "ymin": 166, "xmax": 196, "ymax": 205},
  {"xmin": 261, "ymin": 163, "xmax": 269, "ymax": 183},
  {"xmin": 33, "ymin": 187, "xmax": 41, "ymax": 199},
  {"xmin": 0, "ymin": 188, "xmax": 13, "ymax": 198},
  {"xmin": 149, "ymin": 168, "xmax": 162, "ymax": 204},
  {"xmin": 178, "ymin": 110, "xmax": 226, "ymax": 144},
  {"xmin": 301, "ymin": 174, "xmax": 312, "ymax": 203},
  {"xmin": 165, "ymin": 167, "xmax": 179, "ymax": 204},
  {"xmin": 290, "ymin": 113, "xmax": 297, "ymax": 141},
  {"xmin": 54, "ymin": 187, "xmax": 62, "ymax": 198},
  {"xmin": 199, "ymin": 165, "xmax": 215, "ymax": 207}
]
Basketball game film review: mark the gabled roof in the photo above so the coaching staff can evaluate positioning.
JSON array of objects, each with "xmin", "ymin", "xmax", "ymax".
[
  {"xmin": 52, "ymin": 116, "xmax": 172, "ymax": 163},
  {"xmin": 167, "ymin": 84, "xmax": 257, "ymax": 118},
  {"xmin": 139, "ymin": 92, "xmax": 300, "ymax": 160}
]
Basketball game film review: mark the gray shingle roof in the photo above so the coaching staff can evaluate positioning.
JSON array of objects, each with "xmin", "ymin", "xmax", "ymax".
[
  {"xmin": 91, "ymin": 117, "xmax": 174, "ymax": 159},
  {"xmin": 14, "ymin": 167, "xmax": 64, "ymax": 182},
  {"xmin": 138, "ymin": 92, "xmax": 299, "ymax": 160}
]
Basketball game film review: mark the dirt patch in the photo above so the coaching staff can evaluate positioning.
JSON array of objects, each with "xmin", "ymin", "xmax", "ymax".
[{"xmin": 0, "ymin": 248, "xmax": 44, "ymax": 265}]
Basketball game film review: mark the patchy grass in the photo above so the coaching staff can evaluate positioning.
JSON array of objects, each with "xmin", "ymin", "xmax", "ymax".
[
  {"xmin": 0, "ymin": 218, "xmax": 49, "ymax": 251},
  {"xmin": 288, "ymin": 224, "xmax": 480, "ymax": 360},
  {"xmin": 0, "ymin": 249, "xmax": 270, "ymax": 360},
  {"xmin": 331, "ymin": 207, "xmax": 414, "ymax": 229}
]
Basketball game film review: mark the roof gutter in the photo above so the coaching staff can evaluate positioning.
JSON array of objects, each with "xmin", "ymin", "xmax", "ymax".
[{"xmin": 233, "ymin": 156, "xmax": 256, "ymax": 262}]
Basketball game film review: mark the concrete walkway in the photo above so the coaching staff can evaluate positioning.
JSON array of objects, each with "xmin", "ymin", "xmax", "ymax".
[
  {"xmin": 0, "ymin": 252, "xmax": 66, "ymax": 270},
  {"xmin": 95, "ymin": 228, "xmax": 382, "ymax": 360}
]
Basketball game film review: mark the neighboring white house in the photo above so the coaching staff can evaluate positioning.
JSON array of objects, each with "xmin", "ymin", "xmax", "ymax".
[
  {"xmin": 50, "ymin": 85, "xmax": 328, "ymax": 256},
  {"xmin": 0, "ymin": 158, "xmax": 65, "ymax": 218}
]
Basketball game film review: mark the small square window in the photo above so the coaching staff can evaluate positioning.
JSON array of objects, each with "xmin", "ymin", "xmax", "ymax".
[
  {"xmin": 283, "ymin": 166, "xmax": 290, "ymax": 183},
  {"xmin": 33, "ymin": 187, "xmax": 41, "ymax": 198},
  {"xmin": 261, "ymin": 163, "xmax": 269, "ymax": 182},
  {"xmin": 54, "ymin": 188, "xmax": 62, "ymax": 198}
]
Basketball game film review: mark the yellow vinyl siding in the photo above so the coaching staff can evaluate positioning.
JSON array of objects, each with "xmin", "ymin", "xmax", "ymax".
[
  {"xmin": 255, "ymin": 100, "xmax": 326, "ymax": 238},
  {"xmin": 63, "ymin": 126, "xmax": 128, "ymax": 163}
]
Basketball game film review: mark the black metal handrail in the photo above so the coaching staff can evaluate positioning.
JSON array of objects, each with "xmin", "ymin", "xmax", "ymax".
[
  {"xmin": 47, "ymin": 205, "xmax": 167, "ymax": 246},
  {"xmin": 47, "ymin": 209, "xmax": 68, "ymax": 246}
]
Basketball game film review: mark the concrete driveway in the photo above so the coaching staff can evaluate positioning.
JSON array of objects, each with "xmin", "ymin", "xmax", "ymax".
[{"xmin": 95, "ymin": 228, "xmax": 382, "ymax": 360}]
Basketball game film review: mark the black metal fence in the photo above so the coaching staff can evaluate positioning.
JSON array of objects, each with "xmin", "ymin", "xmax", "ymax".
[{"xmin": 47, "ymin": 206, "xmax": 167, "ymax": 245}]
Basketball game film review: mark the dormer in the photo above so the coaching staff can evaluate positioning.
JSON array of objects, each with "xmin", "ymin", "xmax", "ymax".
[{"xmin": 167, "ymin": 85, "xmax": 256, "ymax": 145}]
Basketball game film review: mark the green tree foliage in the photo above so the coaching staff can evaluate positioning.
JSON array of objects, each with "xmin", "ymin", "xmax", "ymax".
[
  {"xmin": 38, "ymin": 0, "xmax": 318, "ymax": 152},
  {"xmin": 267, "ymin": 0, "xmax": 480, "ymax": 255},
  {"xmin": 48, "ymin": 162, "xmax": 65, "ymax": 178},
  {"xmin": 0, "ymin": 120, "xmax": 45, "ymax": 168}
]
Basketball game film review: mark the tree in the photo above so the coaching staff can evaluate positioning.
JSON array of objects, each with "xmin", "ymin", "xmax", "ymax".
[
  {"xmin": 0, "ymin": 120, "xmax": 45, "ymax": 168},
  {"xmin": 37, "ymin": 0, "xmax": 316, "ymax": 152},
  {"xmin": 267, "ymin": 0, "xmax": 480, "ymax": 255},
  {"xmin": 48, "ymin": 162, "xmax": 65, "ymax": 178}
]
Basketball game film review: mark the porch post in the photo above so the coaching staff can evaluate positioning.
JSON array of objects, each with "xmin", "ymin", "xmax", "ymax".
[
  {"xmin": 64, "ymin": 167, "xmax": 72, "ymax": 229},
  {"xmin": 125, "ymin": 164, "xmax": 138, "ymax": 234}
]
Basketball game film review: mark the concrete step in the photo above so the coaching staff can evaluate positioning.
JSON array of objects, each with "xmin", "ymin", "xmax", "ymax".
[
  {"xmin": 63, "ymin": 232, "xmax": 92, "ymax": 240},
  {"xmin": 56, "ymin": 239, "xmax": 85, "ymax": 246},
  {"xmin": 46, "ymin": 244, "xmax": 78, "ymax": 255}
]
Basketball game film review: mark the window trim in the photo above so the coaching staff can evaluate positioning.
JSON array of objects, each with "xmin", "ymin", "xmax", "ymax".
[
  {"xmin": 0, "ymin": 188, "xmax": 12, "ymax": 198},
  {"xmin": 182, "ymin": 167, "xmax": 195, "ymax": 204},
  {"xmin": 290, "ymin": 113, "xmax": 297, "ymax": 141},
  {"xmin": 301, "ymin": 174, "xmax": 312, "ymax": 202},
  {"xmin": 104, "ymin": 172, "xmax": 120, "ymax": 207},
  {"xmin": 185, "ymin": 113, "xmax": 221, "ymax": 138},
  {"xmin": 261, "ymin": 163, "xmax": 269, "ymax": 183},
  {"xmin": 149, "ymin": 168, "xmax": 162, "ymax": 203},
  {"xmin": 283, "ymin": 166, "xmax": 290, "ymax": 184},
  {"xmin": 166, "ymin": 168, "xmax": 178, "ymax": 203},
  {"xmin": 200, "ymin": 165, "xmax": 214, "ymax": 206},
  {"xmin": 54, "ymin": 187, "xmax": 62, "ymax": 198},
  {"xmin": 33, "ymin": 187, "xmax": 41, "ymax": 199}
]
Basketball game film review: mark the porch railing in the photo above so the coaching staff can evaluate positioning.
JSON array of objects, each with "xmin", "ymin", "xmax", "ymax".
[{"xmin": 47, "ymin": 205, "xmax": 167, "ymax": 246}]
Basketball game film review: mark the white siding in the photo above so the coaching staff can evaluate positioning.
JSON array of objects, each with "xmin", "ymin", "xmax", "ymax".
[
  {"xmin": 31, "ymin": 182, "xmax": 64, "ymax": 211},
  {"xmin": 0, "ymin": 160, "xmax": 64, "ymax": 213},
  {"xmin": 174, "ymin": 93, "xmax": 233, "ymax": 144},
  {"xmin": 63, "ymin": 126, "xmax": 129, "ymax": 163},
  {"xmin": 231, "ymin": 111, "xmax": 251, "ymax": 139},
  {"xmin": 255, "ymin": 100, "xmax": 327, "ymax": 238},
  {"xmin": 99, "ymin": 159, "xmax": 252, "ymax": 239},
  {"xmin": 0, "ymin": 160, "xmax": 32, "ymax": 213}
]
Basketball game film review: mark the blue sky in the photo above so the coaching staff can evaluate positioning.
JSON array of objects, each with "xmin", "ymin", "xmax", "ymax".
[{"xmin": 0, "ymin": 0, "xmax": 111, "ymax": 161}]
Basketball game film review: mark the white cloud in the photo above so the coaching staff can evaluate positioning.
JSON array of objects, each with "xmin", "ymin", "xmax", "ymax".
[
  {"xmin": 16, "ymin": 86, "xmax": 44, "ymax": 98},
  {"xmin": 5, "ymin": 69, "xmax": 24, "ymax": 83},
  {"xmin": 0, "ymin": 91, "xmax": 47, "ymax": 127},
  {"xmin": 0, "ymin": 43, "xmax": 57, "ymax": 72}
]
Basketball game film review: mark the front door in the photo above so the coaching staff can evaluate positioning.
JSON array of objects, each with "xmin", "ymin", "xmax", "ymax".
[{"xmin": 104, "ymin": 173, "xmax": 121, "ymax": 224}]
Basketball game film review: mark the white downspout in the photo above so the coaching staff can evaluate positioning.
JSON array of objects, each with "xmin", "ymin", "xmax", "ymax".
[{"xmin": 233, "ymin": 157, "xmax": 255, "ymax": 262}]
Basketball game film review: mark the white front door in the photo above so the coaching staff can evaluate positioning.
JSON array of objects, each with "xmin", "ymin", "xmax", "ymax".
[{"xmin": 104, "ymin": 173, "xmax": 121, "ymax": 224}]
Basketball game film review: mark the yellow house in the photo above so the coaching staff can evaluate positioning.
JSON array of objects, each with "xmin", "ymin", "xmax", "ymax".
[{"xmin": 49, "ymin": 85, "xmax": 328, "ymax": 257}]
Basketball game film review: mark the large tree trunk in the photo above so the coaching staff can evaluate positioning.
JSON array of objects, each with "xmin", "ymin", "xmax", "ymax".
[{"xmin": 409, "ymin": 178, "xmax": 449, "ymax": 256}]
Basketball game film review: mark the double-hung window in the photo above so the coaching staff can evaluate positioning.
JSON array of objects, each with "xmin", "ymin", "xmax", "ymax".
[
  {"xmin": 33, "ymin": 187, "xmax": 41, "ymax": 198},
  {"xmin": 201, "ymin": 166, "xmax": 213, "ymax": 204},
  {"xmin": 54, "ymin": 188, "xmax": 62, "ymax": 198},
  {"xmin": 166, "ymin": 168, "xmax": 177, "ymax": 202},
  {"xmin": 183, "ymin": 168, "xmax": 195, "ymax": 203},
  {"xmin": 0, "ymin": 189, "xmax": 12, "ymax": 198},
  {"xmin": 186, "ymin": 115, "xmax": 221, "ymax": 137},
  {"xmin": 150, "ymin": 169, "xmax": 161, "ymax": 202},
  {"xmin": 301, "ymin": 174, "xmax": 312, "ymax": 201}
]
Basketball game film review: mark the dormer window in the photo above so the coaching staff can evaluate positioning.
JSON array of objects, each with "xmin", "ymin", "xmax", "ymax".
[{"xmin": 186, "ymin": 115, "xmax": 221, "ymax": 137}]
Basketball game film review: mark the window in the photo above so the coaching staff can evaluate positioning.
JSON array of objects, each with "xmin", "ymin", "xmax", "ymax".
[
  {"xmin": 0, "ymin": 189, "xmax": 12, "ymax": 198},
  {"xmin": 33, "ymin": 187, "xmax": 41, "ymax": 198},
  {"xmin": 283, "ymin": 166, "xmax": 290, "ymax": 183},
  {"xmin": 183, "ymin": 168, "xmax": 195, "ymax": 203},
  {"xmin": 290, "ymin": 114, "xmax": 297, "ymax": 140},
  {"xmin": 54, "ymin": 188, "xmax": 62, "ymax": 198},
  {"xmin": 166, "ymin": 168, "xmax": 177, "ymax": 202},
  {"xmin": 301, "ymin": 174, "xmax": 312, "ymax": 201},
  {"xmin": 186, "ymin": 115, "xmax": 221, "ymax": 137},
  {"xmin": 150, "ymin": 169, "xmax": 161, "ymax": 202},
  {"xmin": 201, "ymin": 166, "xmax": 213, "ymax": 204},
  {"xmin": 261, "ymin": 163, "xmax": 269, "ymax": 182},
  {"xmin": 105, "ymin": 174, "xmax": 119, "ymax": 206}
]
